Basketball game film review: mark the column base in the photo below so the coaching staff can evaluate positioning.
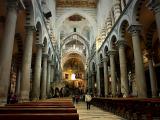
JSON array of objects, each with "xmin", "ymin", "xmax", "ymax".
[
  {"xmin": 19, "ymin": 91, "xmax": 30, "ymax": 103},
  {"xmin": 105, "ymin": 95, "xmax": 109, "ymax": 98},
  {"xmin": 31, "ymin": 98, "xmax": 39, "ymax": 101},
  {"xmin": 0, "ymin": 97, "xmax": 7, "ymax": 106},
  {"xmin": 19, "ymin": 99, "xmax": 30, "ymax": 103},
  {"xmin": 152, "ymin": 95, "xmax": 157, "ymax": 98},
  {"xmin": 40, "ymin": 98, "xmax": 46, "ymax": 101}
]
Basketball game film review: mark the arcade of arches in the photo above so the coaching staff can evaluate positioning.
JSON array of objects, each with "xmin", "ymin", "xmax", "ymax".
[{"xmin": 0, "ymin": 0, "xmax": 160, "ymax": 106}]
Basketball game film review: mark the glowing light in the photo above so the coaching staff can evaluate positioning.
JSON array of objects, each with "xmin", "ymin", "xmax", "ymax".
[
  {"xmin": 71, "ymin": 73, "xmax": 76, "ymax": 80},
  {"xmin": 94, "ymin": 83, "xmax": 97, "ymax": 88}
]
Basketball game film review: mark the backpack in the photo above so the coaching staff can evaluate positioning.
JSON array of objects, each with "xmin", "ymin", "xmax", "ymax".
[{"xmin": 86, "ymin": 95, "xmax": 92, "ymax": 102}]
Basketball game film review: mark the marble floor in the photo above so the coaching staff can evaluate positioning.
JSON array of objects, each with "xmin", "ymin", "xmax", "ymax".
[{"xmin": 75, "ymin": 102, "xmax": 126, "ymax": 120}]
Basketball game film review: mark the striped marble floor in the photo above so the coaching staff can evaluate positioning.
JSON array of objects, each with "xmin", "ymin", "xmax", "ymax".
[{"xmin": 75, "ymin": 102, "xmax": 126, "ymax": 120}]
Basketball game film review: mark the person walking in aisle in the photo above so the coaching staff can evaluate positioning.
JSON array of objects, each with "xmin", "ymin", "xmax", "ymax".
[{"xmin": 85, "ymin": 92, "xmax": 92, "ymax": 110}]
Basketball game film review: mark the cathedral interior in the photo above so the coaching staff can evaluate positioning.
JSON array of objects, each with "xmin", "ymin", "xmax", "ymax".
[{"xmin": 0, "ymin": 0, "xmax": 160, "ymax": 119}]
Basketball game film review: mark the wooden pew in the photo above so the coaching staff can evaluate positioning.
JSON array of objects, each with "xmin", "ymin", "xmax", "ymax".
[
  {"xmin": 3, "ymin": 105, "xmax": 75, "ymax": 108},
  {"xmin": 0, "ymin": 113, "xmax": 79, "ymax": 120},
  {"xmin": 0, "ymin": 107, "xmax": 77, "ymax": 114},
  {"xmin": 6, "ymin": 101, "xmax": 75, "ymax": 108},
  {"xmin": 91, "ymin": 97, "xmax": 160, "ymax": 120},
  {"xmin": 0, "ymin": 99, "xmax": 79, "ymax": 120},
  {"xmin": 6, "ymin": 101, "xmax": 73, "ymax": 106}
]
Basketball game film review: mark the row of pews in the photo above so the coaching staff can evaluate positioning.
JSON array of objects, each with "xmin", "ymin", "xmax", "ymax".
[
  {"xmin": 0, "ymin": 98, "xmax": 79, "ymax": 120},
  {"xmin": 91, "ymin": 97, "xmax": 160, "ymax": 120}
]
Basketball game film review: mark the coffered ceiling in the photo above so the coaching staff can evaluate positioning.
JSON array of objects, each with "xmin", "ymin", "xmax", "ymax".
[{"xmin": 56, "ymin": 0, "xmax": 98, "ymax": 8}]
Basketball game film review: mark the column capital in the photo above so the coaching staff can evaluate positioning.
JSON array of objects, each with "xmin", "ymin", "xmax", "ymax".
[
  {"xmin": 147, "ymin": 0, "xmax": 160, "ymax": 13},
  {"xmin": 102, "ymin": 56, "xmax": 109, "ymax": 62},
  {"xmin": 107, "ymin": 50, "xmax": 117, "ymax": 56},
  {"xmin": 43, "ymin": 53, "xmax": 49, "ymax": 58},
  {"xmin": 36, "ymin": 43, "xmax": 43, "ymax": 48},
  {"xmin": 98, "ymin": 63, "xmax": 103, "ymax": 67},
  {"xmin": 48, "ymin": 59, "xmax": 52, "ymax": 63},
  {"xmin": 128, "ymin": 24, "xmax": 142, "ymax": 34},
  {"xmin": 7, "ymin": 0, "xmax": 25, "ymax": 12},
  {"xmin": 116, "ymin": 40, "xmax": 128, "ymax": 48},
  {"xmin": 7, "ymin": 0, "xmax": 19, "ymax": 11},
  {"xmin": 50, "ymin": 63, "xmax": 54, "ymax": 67},
  {"xmin": 25, "ymin": 26, "xmax": 36, "ymax": 31}
]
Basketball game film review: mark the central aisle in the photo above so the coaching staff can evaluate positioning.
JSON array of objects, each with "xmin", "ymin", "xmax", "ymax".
[{"xmin": 75, "ymin": 102, "xmax": 126, "ymax": 120}]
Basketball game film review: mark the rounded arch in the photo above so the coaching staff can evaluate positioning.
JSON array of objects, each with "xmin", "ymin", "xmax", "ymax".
[
  {"xmin": 119, "ymin": 20, "xmax": 129, "ymax": 38},
  {"xmin": 35, "ymin": 17, "xmax": 43, "ymax": 30},
  {"xmin": 109, "ymin": 34, "xmax": 118, "ymax": 50},
  {"xmin": 56, "ymin": 10, "xmax": 97, "ymax": 35},
  {"xmin": 104, "ymin": 45, "xmax": 109, "ymax": 56},
  {"xmin": 61, "ymin": 32, "xmax": 89, "ymax": 50},
  {"xmin": 118, "ymin": 15, "xmax": 130, "ymax": 38},
  {"xmin": 63, "ymin": 57, "xmax": 85, "ymax": 70},
  {"xmin": 35, "ymin": 21, "xmax": 43, "ymax": 43},
  {"xmin": 62, "ymin": 50, "xmax": 86, "ymax": 61},
  {"xmin": 61, "ymin": 33, "xmax": 89, "ymax": 56},
  {"xmin": 61, "ymin": 52, "xmax": 86, "ymax": 70}
]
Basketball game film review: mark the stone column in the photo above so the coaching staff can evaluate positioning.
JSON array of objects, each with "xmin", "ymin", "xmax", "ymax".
[
  {"xmin": 87, "ymin": 64, "xmax": 91, "ymax": 93},
  {"xmin": 103, "ymin": 56, "xmax": 109, "ymax": 97},
  {"xmin": 32, "ymin": 43, "xmax": 43, "ymax": 100},
  {"xmin": 50, "ymin": 63, "xmax": 54, "ymax": 97},
  {"xmin": 91, "ymin": 72, "xmax": 96, "ymax": 94},
  {"xmin": 96, "ymin": 64, "xmax": 101, "ymax": 96},
  {"xmin": 46, "ymin": 59, "xmax": 51, "ymax": 97},
  {"xmin": 0, "ymin": 1, "xmax": 18, "ymax": 104},
  {"xmin": 15, "ymin": 67, "xmax": 21, "ymax": 96},
  {"xmin": 147, "ymin": 0, "xmax": 160, "ymax": 41},
  {"xmin": 117, "ymin": 40, "xmax": 129, "ymax": 96},
  {"xmin": 113, "ymin": 0, "xmax": 121, "ymax": 21},
  {"xmin": 117, "ymin": 77, "xmax": 121, "ymax": 95},
  {"xmin": 40, "ymin": 53, "xmax": 48, "ymax": 99},
  {"xmin": 147, "ymin": 53, "xmax": 158, "ymax": 97},
  {"xmin": 90, "ymin": 72, "xmax": 93, "ymax": 93},
  {"xmin": 50, "ymin": 63, "xmax": 54, "ymax": 83},
  {"xmin": 87, "ymin": 71, "xmax": 92, "ymax": 93},
  {"xmin": 108, "ymin": 50, "xmax": 117, "ymax": 97},
  {"xmin": 128, "ymin": 25, "xmax": 147, "ymax": 97},
  {"xmin": 19, "ymin": 26, "xmax": 34, "ymax": 102}
]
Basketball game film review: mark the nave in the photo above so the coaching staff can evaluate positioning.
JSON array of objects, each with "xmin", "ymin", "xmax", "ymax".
[
  {"xmin": 0, "ymin": 97, "xmax": 125, "ymax": 120},
  {"xmin": 0, "ymin": 0, "xmax": 160, "ymax": 119},
  {"xmin": 2, "ymin": 97, "xmax": 159, "ymax": 120},
  {"xmin": 76, "ymin": 102, "xmax": 125, "ymax": 120}
]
